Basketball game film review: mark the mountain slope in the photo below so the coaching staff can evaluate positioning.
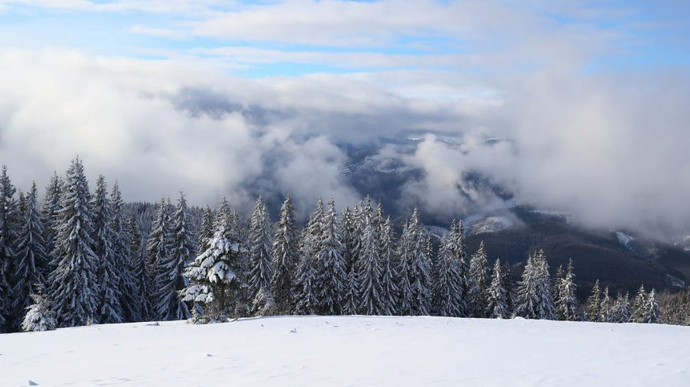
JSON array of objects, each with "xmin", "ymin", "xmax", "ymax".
[{"xmin": 1, "ymin": 316, "xmax": 689, "ymax": 386}]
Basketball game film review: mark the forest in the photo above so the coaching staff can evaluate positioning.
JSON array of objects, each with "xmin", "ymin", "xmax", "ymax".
[{"xmin": 1, "ymin": 158, "xmax": 687, "ymax": 334}]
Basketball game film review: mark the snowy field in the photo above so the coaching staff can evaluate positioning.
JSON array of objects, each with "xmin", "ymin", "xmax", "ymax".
[{"xmin": 1, "ymin": 316, "xmax": 689, "ymax": 387}]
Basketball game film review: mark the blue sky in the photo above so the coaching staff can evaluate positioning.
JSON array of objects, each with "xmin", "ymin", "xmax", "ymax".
[{"xmin": 1, "ymin": 0, "xmax": 687, "ymax": 77}]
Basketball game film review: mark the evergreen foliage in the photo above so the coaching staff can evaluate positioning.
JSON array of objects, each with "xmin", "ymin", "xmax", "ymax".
[
  {"xmin": 153, "ymin": 193, "xmax": 193, "ymax": 321},
  {"xmin": 12, "ymin": 183, "xmax": 49, "ymax": 329},
  {"xmin": 316, "ymin": 198, "xmax": 348, "ymax": 315},
  {"xmin": 21, "ymin": 287, "xmax": 57, "ymax": 332},
  {"xmin": 486, "ymin": 258, "xmax": 510, "ymax": 318},
  {"xmin": 586, "ymin": 280, "xmax": 601, "ymax": 322},
  {"xmin": 432, "ymin": 221, "xmax": 465, "ymax": 317},
  {"xmin": 555, "ymin": 259, "xmax": 578, "ymax": 321},
  {"xmin": 0, "ymin": 165, "xmax": 19, "ymax": 332},
  {"xmin": 468, "ymin": 241, "xmax": 488, "ymax": 317},
  {"xmin": 356, "ymin": 198, "xmax": 384, "ymax": 315},
  {"xmin": 397, "ymin": 208, "xmax": 432, "ymax": 316},
  {"xmin": 514, "ymin": 250, "xmax": 555, "ymax": 320},
  {"xmin": 248, "ymin": 197, "xmax": 274, "ymax": 305},
  {"xmin": 271, "ymin": 195, "xmax": 299, "ymax": 313},
  {"xmin": 48, "ymin": 158, "xmax": 101, "ymax": 327}
]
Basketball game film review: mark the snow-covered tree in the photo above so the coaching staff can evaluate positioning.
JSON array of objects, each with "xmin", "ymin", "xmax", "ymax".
[
  {"xmin": 432, "ymin": 221, "xmax": 465, "ymax": 317},
  {"xmin": 181, "ymin": 227, "xmax": 242, "ymax": 321},
  {"xmin": 600, "ymin": 287, "xmax": 612, "ymax": 322},
  {"xmin": 467, "ymin": 241, "xmax": 489, "ymax": 317},
  {"xmin": 293, "ymin": 239, "xmax": 318, "ymax": 315},
  {"xmin": 640, "ymin": 289, "xmax": 662, "ymax": 324},
  {"xmin": 339, "ymin": 206, "xmax": 358, "ymax": 315},
  {"xmin": 397, "ymin": 208, "xmax": 432, "ymax": 316},
  {"xmin": 270, "ymin": 195, "xmax": 299, "ymax": 313},
  {"xmin": 21, "ymin": 287, "xmax": 57, "ymax": 332},
  {"xmin": 48, "ymin": 158, "xmax": 101, "ymax": 327},
  {"xmin": 110, "ymin": 183, "xmax": 138, "ymax": 322},
  {"xmin": 316, "ymin": 198, "xmax": 348, "ymax": 315},
  {"xmin": 12, "ymin": 183, "xmax": 49, "ymax": 328},
  {"xmin": 608, "ymin": 292, "xmax": 631, "ymax": 323},
  {"xmin": 586, "ymin": 280, "xmax": 602, "ymax": 322},
  {"xmin": 91, "ymin": 176, "xmax": 124, "ymax": 324},
  {"xmin": 631, "ymin": 284, "xmax": 647, "ymax": 323},
  {"xmin": 555, "ymin": 259, "xmax": 578, "ymax": 321},
  {"xmin": 513, "ymin": 250, "xmax": 555, "ymax": 320},
  {"xmin": 147, "ymin": 198, "xmax": 172, "ymax": 302},
  {"xmin": 248, "ymin": 197, "xmax": 274, "ymax": 306},
  {"xmin": 356, "ymin": 198, "xmax": 384, "ymax": 315},
  {"xmin": 153, "ymin": 193, "xmax": 192, "ymax": 321},
  {"xmin": 0, "ymin": 165, "xmax": 19, "ymax": 332},
  {"xmin": 486, "ymin": 258, "xmax": 510, "ymax": 318},
  {"xmin": 378, "ymin": 216, "xmax": 398, "ymax": 316},
  {"xmin": 128, "ymin": 214, "xmax": 151, "ymax": 322}
]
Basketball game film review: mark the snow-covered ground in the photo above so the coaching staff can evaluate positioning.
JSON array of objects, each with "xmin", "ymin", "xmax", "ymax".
[{"xmin": 1, "ymin": 316, "xmax": 689, "ymax": 386}]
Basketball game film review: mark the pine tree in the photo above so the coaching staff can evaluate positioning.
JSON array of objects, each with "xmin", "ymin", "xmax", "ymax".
[
  {"xmin": 609, "ymin": 292, "xmax": 631, "ymax": 323},
  {"xmin": 248, "ymin": 197, "xmax": 274, "ymax": 313},
  {"xmin": 356, "ymin": 198, "xmax": 384, "ymax": 315},
  {"xmin": 555, "ymin": 259, "xmax": 578, "ymax": 321},
  {"xmin": 586, "ymin": 280, "xmax": 602, "ymax": 322},
  {"xmin": 128, "ymin": 214, "xmax": 151, "ymax": 321},
  {"xmin": 110, "ymin": 183, "xmax": 138, "ymax": 322},
  {"xmin": 153, "ymin": 193, "xmax": 192, "ymax": 321},
  {"xmin": 397, "ymin": 208, "xmax": 432, "ymax": 315},
  {"xmin": 12, "ymin": 183, "xmax": 49, "ymax": 328},
  {"xmin": 92, "ymin": 176, "xmax": 124, "ymax": 324},
  {"xmin": 486, "ymin": 258, "xmax": 510, "ymax": 318},
  {"xmin": 316, "ymin": 198, "xmax": 348, "ymax": 315},
  {"xmin": 181, "ymin": 227, "xmax": 243, "ymax": 321},
  {"xmin": 513, "ymin": 250, "xmax": 555, "ymax": 320},
  {"xmin": 600, "ymin": 287, "xmax": 612, "ymax": 322},
  {"xmin": 48, "ymin": 158, "xmax": 100, "ymax": 327},
  {"xmin": 21, "ymin": 286, "xmax": 57, "ymax": 332},
  {"xmin": 271, "ymin": 195, "xmax": 298, "ymax": 313},
  {"xmin": 339, "ymin": 206, "xmax": 358, "ymax": 315},
  {"xmin": 293, "ymin": 238, "xmax": 318, "ymax": 315},
  {"xmin": 432, "ymin": 221, "xmax": 465, "ymax": 317},
  {"xmin": 467, "ymin": 241, "xmax": 489, "ymax": 317},
  {"xmin": 41, "ymin": 172, "xmax": 62, "ymax": 259},
  {"xmin": 640, "ymin": 289, "xmax": 662, "ymax": 324},
  {"xmin": 146, "ymin": 198, "xmax": 172, "ymax": 316},
  {"xmin": 631, "ymin": 284, "xmax": 647, "ymax": 323},
  {"xmin": 0, "ymin": 165, "xmax": 19, "ymax": 332},
  {"xmin": 378, "ymin": 216, "xmax": 398, "ymax": 316}
]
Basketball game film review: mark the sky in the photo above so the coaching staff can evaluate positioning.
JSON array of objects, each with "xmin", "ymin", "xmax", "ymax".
[{"xmin": 0, "ymin": 0, "xmax": 689, "ymax": 236}]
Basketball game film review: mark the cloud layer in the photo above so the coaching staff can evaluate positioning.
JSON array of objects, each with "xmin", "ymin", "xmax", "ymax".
[{"xmin": 0, "ymin": 1, "xmax": 689, "ymax": 237}]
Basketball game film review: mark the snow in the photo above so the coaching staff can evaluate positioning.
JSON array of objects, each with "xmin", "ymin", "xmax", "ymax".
[
  {"xmin": 616, "ymin": 231, "xmax": 634, "ymax": 248},
  {"xmin": 1, "ymin": 316, "xmax": 689, "ymax": 386}
]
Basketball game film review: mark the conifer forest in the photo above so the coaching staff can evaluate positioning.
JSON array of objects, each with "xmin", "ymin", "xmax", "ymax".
[{"xmin": 1, "ymin": 158, "xmax": 686, "ymax": 334}]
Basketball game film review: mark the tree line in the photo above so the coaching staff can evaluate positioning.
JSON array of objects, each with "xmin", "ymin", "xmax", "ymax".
[{"xmin": 0, "ymin": 159, "xmax": 680, "ymax": 333}]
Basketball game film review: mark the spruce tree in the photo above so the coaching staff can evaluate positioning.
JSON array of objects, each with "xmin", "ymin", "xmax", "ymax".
[
  {"xmin": 48, "ymin": 158, "xmax": 100, "ymax": 327},
  {"xmin": 631, "ymin": 284, "xmax": 647, "ymax": 323},
  {"xmin": 316, "ymin": 198, "xmax": 348, "ymax": 315},
  {"xmin": 12, "ymin": 183, "xmax": 49, "ymax": 329},
  {"xmin": 293, "ymin": 238, "xmax": 318, "ymax": 315},
  {"xmin": 555, "ymin": 259, "xmax": 578, "ymax": 321},
  {"xmin": 432, "ymin": 221, "xmax": 465, "ymax": 317},
  {"xmin": 339, "ymin": 206, "xmax": 358, "ymax": 315},
  {"xmin": 600, "ymin": 287, "xmax": 612, "ymax": 322},
  {"xmin": 181, "ymin": 226, "xmax": 243, "ymax": 321},
  {"xmin": 271, "ymin": 195, "xmax": 298, "ymax": 313},
  {"xmin": 21, "ymin": 286, "xmax": 57, "ymax": 332},
  {"xmin": 110, "ymin": 183, "xmax": 138, "ymax": 322},
  {"xmin": 356, "ymin": 198, "xmax": 384, "ymax": 315},
  {"xmin": 514, "ymin": 250, "xmax": 555, "ymax": 320},
  {"xmin": 146, "ymin": 197, "xmax": 172, "ymax": 316},
  {"xmin": 378, "ymin": 216, "xmax": 398, "ymax": 316},
  {"xmin": 486, "ymin": 258, "xmax": 510, "ymax": 318},
  {"xmin": 92, "ymin": 176, "xmax": 124, "ymax": 324},
  {"xmin": 586, "ymin": 280, "xmax": 602, "ymax": 322},
  {"xmin": 0, "ymin": 165, "xmax": 19, "ymax": 332},
  {"xmin": 467, "ymin": 241, "xmax": 489, "ymax": 317},
  {"xmin": 153, "ymin": 193, "xmax": 192, "ymax": 321},
  {"xmin": 248, "ymin": 197, "xmax": 274, "ymax": 313},
  {"xmin": 397, "ymin": 208, "xmax": 432, "ymax": 315},
  {"xmin": 128, "ymin": 214, "xmax": 151, "ymax": 321},
  {"xmin": 640, "ymin": 289, "xmax": 662, "ymax": 324}
]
